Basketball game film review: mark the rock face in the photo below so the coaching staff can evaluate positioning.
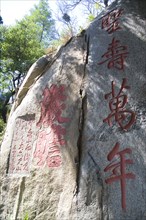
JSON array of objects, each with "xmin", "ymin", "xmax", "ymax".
[{"xmin": 0, "ymin": 0, "xmax": 146, "ymax": 219}]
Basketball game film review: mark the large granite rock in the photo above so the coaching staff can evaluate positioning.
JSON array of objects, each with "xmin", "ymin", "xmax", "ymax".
[{"xmin": 1, "ymin": 0, "xmax": 146, "ymax": 219}]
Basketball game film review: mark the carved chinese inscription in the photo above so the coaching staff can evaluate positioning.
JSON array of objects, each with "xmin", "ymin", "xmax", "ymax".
[
  {"xmin": 103, "ymin": 78, "xmax": 136, "ymax": 130},
  {"xmin": 37, "ymin": 84, "xmax": 69, "ymax": 127},
  {"xmin": 97, "ymin": 7, "xmax": 137, "ymax": 212},
  {"xmin": 104, "ymin": 142, "xmax": 135, "ymax": 210},
  {"xmin": 34, "ymin": 84, "xmax": 69, "ymax": 168},
  {"xmin": 9, "ymin": 117, "xmax": 34, "ymax": 175},
  {"xmin": 101, "ymin": 8, "xmax": 123, "ymax": 34},
  {"xmin": 98, "ymin": 37, "xmax": 129, "ymax": 70},
  {"xmin": 34, "ymin": 125, "xmax": 66, "ymax": 167}
]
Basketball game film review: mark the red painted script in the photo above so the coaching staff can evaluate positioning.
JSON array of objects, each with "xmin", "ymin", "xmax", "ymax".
[
  {"xmin": 34, "ymin": 125, "xmax": 66, "ymax": 167},
  {"xmin": 103, "ymin": 78, "xmax": 136, "ymax": 130},
  {"xmin": 101, "ymin": 8, "xmax": 123, "ymax": 34},
  {"xmin": 9, "ymin": 119, "xmax": 34, "ymax": 175},
  {"xmin": 104, "ymin": 142, "xmax": 135, "ymax": 210},
  {"xmin": 98, "ymin": 37, "xmax": 129, "ymax": 70},
  {"xmin": 34, "ymin": 84, "xmax": 69, "ymax": 168},
  {"xmin": 37, "ymin": 84, "xmax": 69, "ymax": 127}
]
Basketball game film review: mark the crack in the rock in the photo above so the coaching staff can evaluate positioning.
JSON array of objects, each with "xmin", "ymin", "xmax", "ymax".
[
  {"xmin": 76, "ymin": 94, "xmax": 87, "ymax": 196},
  {"xmin": 84, "ymin": 33, "xmax": 90, "ymax": 65},
  {"xmin": 6, "ymin": 151, "xmax": 11, "ymax": 174},
  {"xmin": 75, "ymin": 32, "xmax": 107, "ymax": 219},
  {"xmin": 75, "ymin": 32, "xmax": 90, "ymax": 195},
  {"xmin": 74, "ymin": 34, "xmax": 90, "ymax": 215}
]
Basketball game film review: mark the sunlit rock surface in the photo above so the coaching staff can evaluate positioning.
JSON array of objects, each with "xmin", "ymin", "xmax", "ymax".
[{"xmin": 0, "ymin": 0, "xmax": 146, "ymax": 219}]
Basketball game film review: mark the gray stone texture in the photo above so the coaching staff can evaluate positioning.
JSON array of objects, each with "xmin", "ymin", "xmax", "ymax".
[{"xmin": 0, "ymin": 0, "xmax": 146, "ymax": 219}]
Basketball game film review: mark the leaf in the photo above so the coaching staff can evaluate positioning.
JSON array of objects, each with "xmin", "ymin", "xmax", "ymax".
[
  {"xmin": 95, "ymin": 2, "xmax": 101, "ymax": 10},
  {"xmin": 88, "ymin": 14, "xmax": 95, "ymax": 22}
]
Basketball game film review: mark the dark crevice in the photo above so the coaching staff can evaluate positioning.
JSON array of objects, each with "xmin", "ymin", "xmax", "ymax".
[
  {"xmin": 76, "ymin": 94, "xmax": 87, "ymax": 196},
  {"xmin": 64, "ymin": 37, "xmax": 73, "ymax": 47},
  {"xmin": 6, "ymin": 151, "xmax": 11, "ymax": 174},
  {"xmin": 84, "ymin": 33, "xmax": 90, "ymax": 66},
  {"xmin": 75, "ymin": 32, "xmax": 90, "ymax": 196},
  {"xmin": 79, "ymin": 89, "xmax": 83, "ymax": 96}
]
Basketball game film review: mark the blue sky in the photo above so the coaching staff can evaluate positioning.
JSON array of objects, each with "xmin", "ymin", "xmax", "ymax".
[
  {"xmin": 0, "ymin": 0, "xmax": 113, "ymax": 33},
  {"xmin": 1, "ymin": 0, "xmax": 57, "ymax": 25},
  {"xmin": 0, "ymin": 0, "xmax": 87, "ymax": 35}
]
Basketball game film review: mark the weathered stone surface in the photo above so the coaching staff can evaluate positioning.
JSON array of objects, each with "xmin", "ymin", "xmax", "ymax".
[
  {"xmin": 0, "ymin": 36, "xmax": 85, "ymax": 220},
  {"xmin": 1, "ymin": 0, "xmax": 146, "ymax": 219}
]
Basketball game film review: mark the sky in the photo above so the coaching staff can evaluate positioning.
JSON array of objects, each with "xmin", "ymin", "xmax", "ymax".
[
  {"xmin": 0, "ymin": 0, "xmax": 113, "ymax": 33},
  {"xmin": 0, "ymin": 0, "xmax": 57, "ymax": 26},
  {"xmin": 0, "ymin": 0, "xmax": 87, "ymax": 35}
]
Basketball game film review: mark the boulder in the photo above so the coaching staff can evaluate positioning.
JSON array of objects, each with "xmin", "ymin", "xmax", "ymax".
[{"xmin": 0, "ymin": 0, "xmax": 146, "ymax": 219}]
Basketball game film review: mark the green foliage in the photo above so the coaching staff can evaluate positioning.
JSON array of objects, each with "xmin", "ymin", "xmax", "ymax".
[
  {"xmin": 29, "ymin": 0, "xmax": 56, "ymax": 46},
  {"xmin": 48, "ymin": 29, "xmax": 72, "ymax": 51},
  {"xmin": 88, "ymin": 14, "xmax": 95, "ymax": 22},
  {"xmin": 0, "ymin": 118, "xmax": 6, "ymax": 145},
  {"xmin": 0, "ymin": 0, "xmax": 55, "ymax": 122},
  {"xmin": 23, "ymin": 212, "xmax": 29, "ymax": 220},
  {"xmin": 95, "ymin": 2, "xmax": 102, "ymax": 10},
  {"xmin": 0, "ymin": 118, "xmax": 5, "ymax": 133},
  {"xmin": 0, "ymin": 0, "xmax": 55, "ymax": 90},
  {"xmin": 1, "ymin": 21, "xmax": 44, "ymax": 86},
  {"xmin": 0, "ymin": 101, "xmax": 6, "ymax": 144}
]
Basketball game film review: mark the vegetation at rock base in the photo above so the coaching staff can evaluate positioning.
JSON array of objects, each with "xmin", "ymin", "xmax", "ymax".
[{"xmin": 23, "ymin": 212, "xmax": 29, "ymax": 220}]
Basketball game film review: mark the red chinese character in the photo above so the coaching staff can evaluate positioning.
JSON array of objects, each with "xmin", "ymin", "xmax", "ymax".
[
  {"xmin": 34, "ymin": 127, "xmax": 65, "ymax": 168},
  {"xmin": 47, "ymin": 155, "xmax": 62, "ymax": 167},
  {"xmin": 9, "ymin": 162, "xmax": 15, "ymax": 173},
  {"xmin": 17, "ymin": 157, "xmax": 23, "ymax": 165},
  {"xmin": 15, "ymin": 166, "xmax": 22, "ymax": 172},
  {"xmin": 24, "ymin": 152, "xmax": 31, "ymax": 161},
  {"xmin": 23, "ymin": 161, "xmax": 29, "ymax": 171},
  {"xmin": 25, "ymin": 145, "xmax": 32, "ymax": 151},
  {"xmin": 51, "ymin": 124, "xmax": 66, "ymax": 145},
  {"xmin": 33, "ymin": 130, "xmax": 49, "ymax": 166},
  {"xmin": 27, "ymin": 129, "xmax": 32, "ymax": 142},
  {"xmin": 48, "ymin": 146, "xmax": 60, "ymax": 155},
  {"xmin": 103, "ymin": 78, "xmax": 136, "ymax": 130},
  {"xmin": 98, "ymin": 37, "xmax": 129, "ymax": 70},
  {"xmin": 18, "ymin": 143, "xmax": 24, "ymax": 154},
  {"xmin": 19, "ymin": 142, "xmax": 25, "ymax": 148},
  {"xmin": 34, "ymin": 84, "xmax": 69, "ymax": 169},
  {"xmin": 26, "ymin": 120, "xmax": 33, "ymax": 127},
  {"xmin": 104, "ymin": 142, "xmax": 135, "ymax": 210},
  {"xmin": 101, "ymin": 8, "xmax": 123, "ymax": 34},
  {"xmin": 15, "ymin": 119, "xmax": 21, "ymax": 128},
  {"xmin": 37, "ymin": 84, "xmax": 69, "ymax": 127},
  {"xmin": 11, "ymin": 145, "xmax": 17, "ymax": 155}
]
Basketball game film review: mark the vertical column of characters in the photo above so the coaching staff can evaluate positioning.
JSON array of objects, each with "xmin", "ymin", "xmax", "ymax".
[
  {"xmin": 33, "ymin": 84, "xmax": 69, "ymax": 168},
  {"xmin": 95, "ymin": 8, "xmax": 136, "ymax": 210},
  {"xmin": 20, "ymin": 120, "xmax": 33, "ymax": 173},
  {"xmin": 8, "ymin": 119, "xmax": 23, "ymax": 174},
  {"xmin": 9, "ymin": 119, "xmax": 34, "ymax": 175}
]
